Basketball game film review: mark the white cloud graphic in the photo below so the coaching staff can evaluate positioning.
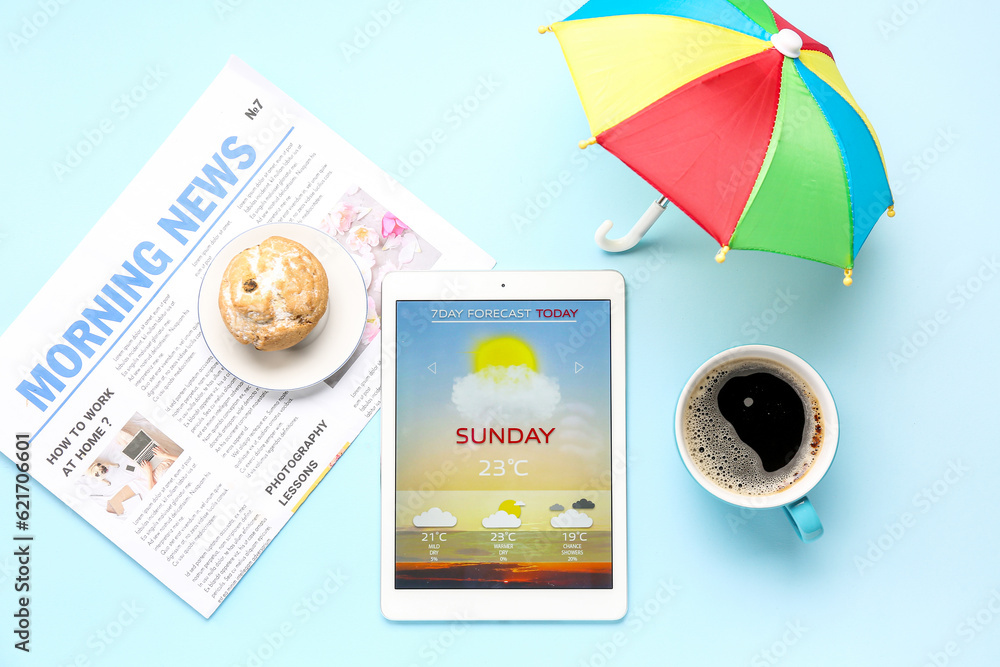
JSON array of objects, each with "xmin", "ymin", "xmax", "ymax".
[
  {"xmin": 562, "ymin": 402, "xmax": 596, "ymax": 418},
  {"xmin": 412, "ymin": 507, "xmax": 457, "ymax": 528},
  {"xmin": 453, "ymin": 365, "xmax": 560, "ymax": 426},
  {"xmin": 550, "ymin": 509, "xmax": 593, "ymax": 528},
  {"xmin": 558, "ymin": 415, "xmax": 589, "ymax": 430},
  {"xmin": 482, "ymin": 510, "xmax": 522, "ymax": 529},
  {"xmin": 556, "ymin": 410, "xmax": 601, "ymax": 455}
]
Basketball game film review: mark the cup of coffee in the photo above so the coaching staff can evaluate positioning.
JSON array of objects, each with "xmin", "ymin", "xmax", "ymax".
[{"xmin": 674, "ymin": 345, "xmax": 838, "ymax": 542}]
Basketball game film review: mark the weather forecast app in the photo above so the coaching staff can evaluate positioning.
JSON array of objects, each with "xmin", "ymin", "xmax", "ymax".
[{"xmin": 394, "ymin": 300, "xmax": 612, "ymax": 589}]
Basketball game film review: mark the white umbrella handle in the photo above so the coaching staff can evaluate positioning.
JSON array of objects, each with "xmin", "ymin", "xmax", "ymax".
[{"xmin": 595, "ymin": 197, "xmax": 669, "ymax": 252}]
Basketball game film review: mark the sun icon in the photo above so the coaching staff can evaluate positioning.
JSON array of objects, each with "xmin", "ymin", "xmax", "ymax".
[
  {"xmin": 482, "ymin": 500, "xmax": 526, "ymax": 528},
  {"xmin": 454, "ymin": 333, "xmax": 560, "ymax": 425},
  {"xmin": 498, "ymin": 499, "xmax": 526, "ymax": 518},
  {"xmin": 472, "ymin": 336, "xmax": 537, "ymax": 372}
]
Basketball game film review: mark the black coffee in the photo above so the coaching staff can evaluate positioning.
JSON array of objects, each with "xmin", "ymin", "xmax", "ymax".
[
  {"xmin": 682, "ymin": 357, "xmax": 823, "ymax": 496},
  {"xmin": 717, "ymin": 372, "xmax": 805, "ymax": 473}
]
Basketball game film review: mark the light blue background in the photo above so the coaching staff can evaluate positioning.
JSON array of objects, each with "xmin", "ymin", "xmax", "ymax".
[{"xmin": 1, "ymin": 1, "xmax": 997, "ymax": 665}]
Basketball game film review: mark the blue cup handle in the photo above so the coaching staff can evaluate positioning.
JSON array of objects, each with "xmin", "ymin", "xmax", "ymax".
[{"xmin": 783, "ymin": 496, "xmax": 823, "ymax": 543}]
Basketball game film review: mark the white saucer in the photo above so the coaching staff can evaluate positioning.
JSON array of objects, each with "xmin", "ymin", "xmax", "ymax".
[{"xmin": 198, "ymin": 222, "xmax": 367, "ymax": 391}]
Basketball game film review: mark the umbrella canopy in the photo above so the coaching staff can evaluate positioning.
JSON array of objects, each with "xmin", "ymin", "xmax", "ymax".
[{"xmin": 545, "ymin": 0, "xmax": 894, "ymax": 280}]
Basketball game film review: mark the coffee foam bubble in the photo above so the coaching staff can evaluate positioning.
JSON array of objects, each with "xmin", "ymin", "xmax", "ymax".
[{"xmin": 683, "ymin": 357, "xmax": 823, "ymax": 497}]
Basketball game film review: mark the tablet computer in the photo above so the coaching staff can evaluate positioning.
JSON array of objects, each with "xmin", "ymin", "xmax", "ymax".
[{"xmin": 380, "ymin": 270, "xmax": 626, "ymax": 621}]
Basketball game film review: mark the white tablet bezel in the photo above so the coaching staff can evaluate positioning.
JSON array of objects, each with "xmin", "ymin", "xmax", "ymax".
[{"xmin": 380, "ymin": 270, "xmax": 627, "ymax": 621}]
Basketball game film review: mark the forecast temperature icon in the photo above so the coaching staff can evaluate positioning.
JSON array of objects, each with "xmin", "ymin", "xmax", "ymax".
[{"xmin": 482, "ymin": 499, "xmax": 525, "ymax": 528}]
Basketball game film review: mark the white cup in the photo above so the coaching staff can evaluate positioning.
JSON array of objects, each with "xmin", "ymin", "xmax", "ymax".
[{"xmin": 674, "ymin": 345, "xmax": 839, "ymax": 542}]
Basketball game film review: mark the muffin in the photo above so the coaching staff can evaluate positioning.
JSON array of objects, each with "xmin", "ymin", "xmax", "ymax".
[{"xmin": 218, "ymin": 236, "xmax": 329, "ymax": 351}]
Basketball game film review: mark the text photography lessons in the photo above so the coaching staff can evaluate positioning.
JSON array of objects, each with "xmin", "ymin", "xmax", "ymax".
[{"xmin": 0, "ymin": 57, "xmax": 492, "ymax": 617}]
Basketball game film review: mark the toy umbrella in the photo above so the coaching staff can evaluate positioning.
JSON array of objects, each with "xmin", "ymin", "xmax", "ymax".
[{"xmin": 541, "ymin": 0, "xmax": 894, "ymax": 285}]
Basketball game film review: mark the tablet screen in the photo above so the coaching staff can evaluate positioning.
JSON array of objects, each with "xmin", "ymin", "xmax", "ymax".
[{"xmin": 394, "ymin": 300, "xmax": 613, "ymax": 589}]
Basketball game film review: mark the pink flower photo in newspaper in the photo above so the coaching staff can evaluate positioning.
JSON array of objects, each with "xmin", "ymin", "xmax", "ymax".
[{"xmin": 313, "ymin": 187, "xmax": 442, "ymax": 374}]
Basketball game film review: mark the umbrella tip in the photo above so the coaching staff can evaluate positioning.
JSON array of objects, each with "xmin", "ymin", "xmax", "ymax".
[
  {"xmin": 715, "ymin": 246, "xmax": 730, "ymax": 263},
  {"xmin": 843, "ymin": 269, "xmax": 853, "ymax": 286},
  {"xmin": 771, "ymin": 28, "xmax": 803, "ymax": 59},
  {"xmin": 887, "ymin": 205, "xmax": 896, "ymax": 218},
  {"xmin": 538, "ymin": 25, "xmax": 552, "ymax": 34},
  {"xmin": 579, "ymin": 136, "xmax": 597, "ymax": 150}
]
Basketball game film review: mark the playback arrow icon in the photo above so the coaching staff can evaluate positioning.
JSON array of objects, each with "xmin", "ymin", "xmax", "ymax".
[
  {"xmin": 574, "ymin": 362, "xmax": 584, "ymax": 374},
  {"xmin": 428, "ymin": 363, "xmax": 437, "ymax": 374}
]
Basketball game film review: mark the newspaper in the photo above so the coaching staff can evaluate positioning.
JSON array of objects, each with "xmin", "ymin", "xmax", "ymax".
[{"xmin": 0, "ymin": 57, "xmax": 494, "ymax": 618}]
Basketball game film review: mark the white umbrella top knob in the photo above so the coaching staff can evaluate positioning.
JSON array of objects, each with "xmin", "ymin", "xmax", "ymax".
[{"xmin": 771, "ymin": 28, "xmax": 803, "ymax": 58}]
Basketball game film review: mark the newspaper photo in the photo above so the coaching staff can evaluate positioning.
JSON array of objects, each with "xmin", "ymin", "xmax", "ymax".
[{"xmin": 0, "ymin": 56, "xmax": 494, "ymax": 618}]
